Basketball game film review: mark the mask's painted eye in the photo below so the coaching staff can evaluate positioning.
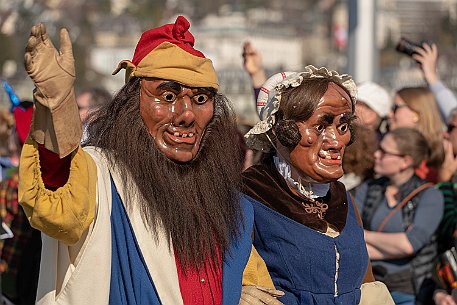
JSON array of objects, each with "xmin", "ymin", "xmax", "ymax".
[
  {"xmin": 316, "ymin": 124, "xmax": 325, "ymax": 133},
  {"xmin": 162, "ymin": 91, "xmax": 177, "ymax": 102},
  {"xmin": 193, "ymin": 94, "xmax": 209, "ymax": 105},
  {"xmin": 338, "ymin": 123, "xmax": 349, "ymax": 133}
]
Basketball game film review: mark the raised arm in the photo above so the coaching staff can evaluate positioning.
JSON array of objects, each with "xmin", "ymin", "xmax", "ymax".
[
  {"xmin": 19, "ymin": 24, "xmax": 96, "ymax": 245},
  {"xmin": 24, "ymin": 23, "xmax": 82, "ymax": 157},
  {"xmin": 413, "ymin": 43, "xmax": 457, "ymax": 121},
  {"xmin": 242, "ymin": 41, "xmax": 267, "ymax": 90}
]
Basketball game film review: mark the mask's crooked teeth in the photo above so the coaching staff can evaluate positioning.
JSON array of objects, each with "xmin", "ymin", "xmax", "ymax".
[
  {"xmin": 336, "ymin": 155, "xmax": 341, "ymax": 160},
  {"xmin": 188, "ymin": 132, "xmax": 194, "ymax": 137},
  {"xmin": 182, "ymin": 133, "xmax": 188, "ymax": 138},
  {"xmin": 174, "ymin": 132, "xmax": 180, "ymax": 137},
  {"xmin": 325, "ymin": 155, "xmax": 331, "ymax": 160}
]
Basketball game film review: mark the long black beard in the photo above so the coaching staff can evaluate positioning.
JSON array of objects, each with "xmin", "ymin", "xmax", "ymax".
[{"xmin": 84, "ymin": 78, "xmax": 243, "ymax": 268}]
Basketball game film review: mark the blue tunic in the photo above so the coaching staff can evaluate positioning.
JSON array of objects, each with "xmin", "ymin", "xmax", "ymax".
[
  {"xmin": 108, "ymin": 178, "xmax": 254, "ymax": 305},
  {"xmin": 246, "ymin": 194, "xmax": 368, "ymax": 305}
]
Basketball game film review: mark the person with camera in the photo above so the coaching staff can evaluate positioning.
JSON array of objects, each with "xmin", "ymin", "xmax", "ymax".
[
  {"xmin": 411, "ymin": 42, "xmax": 457, "ymax": 184},
  {"xmin": 404, "ymin": 41, "xmax": 457, "ymax": 122}
]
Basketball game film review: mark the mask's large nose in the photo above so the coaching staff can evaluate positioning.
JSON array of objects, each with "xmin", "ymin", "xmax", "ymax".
[
  {"xmin": 322, "ymin": 126, "xmax": 345, "ymax": 150},
  {"xmin": 172, "ymin": 89, "xmax": 195, "ymax": 127}
]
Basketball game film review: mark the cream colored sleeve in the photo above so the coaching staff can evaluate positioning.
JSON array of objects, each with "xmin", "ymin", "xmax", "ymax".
[
  {"xmin": 359, "ymin": 281, "xmax": 395, "ymax": 305},
  {"xmin": 18, "ymin": 137, "xmax": 97, "ymax": 245}
]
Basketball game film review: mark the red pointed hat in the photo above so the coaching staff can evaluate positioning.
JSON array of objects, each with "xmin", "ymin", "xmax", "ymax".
[{"xmin": 113, "ymin": 16, "xmax": 218, "ymax": 90}]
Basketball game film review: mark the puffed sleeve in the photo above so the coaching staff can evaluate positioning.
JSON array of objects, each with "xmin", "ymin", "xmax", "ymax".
[
  {"xmin": 18, "ymin": 137, "xmax": 97, "ymax": 245},
  {"xmin": 242, "ymin": 245, "xmax": 275, "ymax": 289}
]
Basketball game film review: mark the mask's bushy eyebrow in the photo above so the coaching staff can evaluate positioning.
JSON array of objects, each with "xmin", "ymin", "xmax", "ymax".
[
  {"xmin": 191, "ymin": 87, "xmax": 217, "ymax": 99},
  {"xmin": 157, "ymin": 81, "xmax": 182, "ymax": 92},
  {"xmin": 196, "ymin": 87, "xmax": 217, "ymax": 96},
  {"xmin": 318, "ymin": 113, "xmax": 335, "ymax": 125}
]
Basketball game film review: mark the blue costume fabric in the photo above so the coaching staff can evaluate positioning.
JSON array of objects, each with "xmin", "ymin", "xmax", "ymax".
[
  {"xmin": 246, "ymin": 194, "xmax": 368, "ymax": 305},
  {"xmin": 109, "ymin": 178, "xmax": 254, "ymax": 304}
]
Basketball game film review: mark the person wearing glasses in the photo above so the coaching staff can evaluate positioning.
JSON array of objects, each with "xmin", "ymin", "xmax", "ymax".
[
  {"xmin": 388, "ymin": 87, "xmax": 444, "ymax": 183},
  {"xmin": 355, "ymin": 127, "xmax": 444, "ymax": 305}
]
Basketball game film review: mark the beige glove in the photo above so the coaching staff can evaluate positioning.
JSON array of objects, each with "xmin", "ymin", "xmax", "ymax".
[
  {"xmin": 239, "ymin": 285, "xmax": 284, "ymax": 305},
  {"xmin": 24, "ymin": 23, "xmax": 82, "ymax": 158}
]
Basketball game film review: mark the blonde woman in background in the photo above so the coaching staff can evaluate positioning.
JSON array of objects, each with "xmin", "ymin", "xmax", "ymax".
[{"xmin": 388, "ymin": 87, "xmax": 445, "ymax": 182}]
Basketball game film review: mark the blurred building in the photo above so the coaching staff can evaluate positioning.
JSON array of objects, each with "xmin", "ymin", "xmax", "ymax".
[
  {"xmin": 379, "ymin": 0, "xmax": 457, "ymax": 44},
  {"xmin": 194, "ymin": 11, "xmax": 303, "ymax": 123},
  {"xmin": 376, "ymin": 0, "xmax": 457, "ymax": 90}
]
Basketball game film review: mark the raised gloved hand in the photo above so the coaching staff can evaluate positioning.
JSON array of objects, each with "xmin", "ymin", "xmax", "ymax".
[
  {"xmin": 24, "ymin": 23, "xmax": 82, "ymax": 157},
  {"xmin": 25, "ymin": 23, "xmax": 75, "ymax": 107},
  {"xmin": 239, "ymin": 285, "xmax": 284, "ymax": 305}
]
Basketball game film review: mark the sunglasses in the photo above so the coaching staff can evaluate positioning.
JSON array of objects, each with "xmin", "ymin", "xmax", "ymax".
[{"xmin": 392, "ymin": 104, "xmax": 408, "ymax": 113}]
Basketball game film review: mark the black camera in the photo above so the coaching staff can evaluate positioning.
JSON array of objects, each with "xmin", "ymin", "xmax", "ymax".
[{"xmin": 395, "ymin": 37, "xmax": 426, "ymax": 57}]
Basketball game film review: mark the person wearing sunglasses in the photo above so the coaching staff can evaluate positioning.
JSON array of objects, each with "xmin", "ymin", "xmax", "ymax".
[
  {"xmin": 355, "ymin": 127, "xmax": 444, "ymax": 305},
  {"xmin": 388, "ymin": 87, "xmax": 444, "ymax": 183}
]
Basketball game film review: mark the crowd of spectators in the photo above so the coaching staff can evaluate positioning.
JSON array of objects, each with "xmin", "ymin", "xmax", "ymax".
[{"xmin": 0, "ymin": 25, "xmax": 456, "ymax": 305}]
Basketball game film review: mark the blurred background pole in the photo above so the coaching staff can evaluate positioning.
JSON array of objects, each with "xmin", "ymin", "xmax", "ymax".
[{"xmin": 347, "ymin": 0, "xmax": 378, "ymax": 83}]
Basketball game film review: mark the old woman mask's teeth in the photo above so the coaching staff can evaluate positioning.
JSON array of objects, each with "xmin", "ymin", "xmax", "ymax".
[
  {"xmin": 319, "ymin": 150, "xmax": 331, "ymax": 159},
  {"xmin": 319, "ymin": 150, "xmax": 341, "ymax": 160}
]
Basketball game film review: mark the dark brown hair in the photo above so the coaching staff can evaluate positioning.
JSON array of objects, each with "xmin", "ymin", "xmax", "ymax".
[
  {"xmin": 84, "ymin": 78, "xmax": 243, "ymax": 268},
  {"xmin": 279, "ymin": 78, "xmax": 355, "ymax": 121}
]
